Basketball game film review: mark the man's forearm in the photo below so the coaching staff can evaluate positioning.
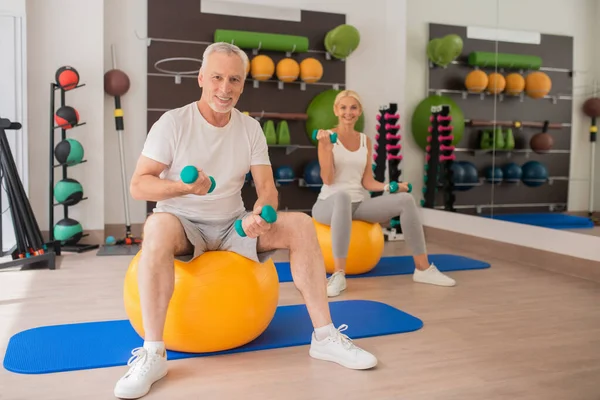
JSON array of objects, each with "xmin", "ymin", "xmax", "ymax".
[
  {"xmin": 254, "ymin": 188, "xmax": 279, "ymax": 211},
  {"xmin": 130, "ymin": 175, "xmax": 188, "ymax": 202}
]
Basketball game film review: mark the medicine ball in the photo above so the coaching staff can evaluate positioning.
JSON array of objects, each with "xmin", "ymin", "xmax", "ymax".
[
  {"xmin": 521, "ymin": 161, "xmax": 548, "ymax": 187},
  {"xmin": 582, "ymin": 97, "xmax": 600, "ymax": 118},
  {"xmin": 54, "ymin": 138, "xmax": 84, "ymax": 165},
  {"xmin": 54, "ymin": 106, "xmax": 79, "ymax": 129},
  {"xmin": 530, "ymin": 132, "xmax": 554, "ymax": 154},
  {"xmin": 54, "ymin": 218, "xmax": 83, "ymax": 244},
  {"xmin": 54, "ymin": 178, "xmax": 83, "ymax": 205},
  {"xmin": 502, "ymin": 162, "xmax": 522, "ymax": 183},
  {"xmin": 55, "ymin": 66, "xmax": 80, "ymax": 90},
  {"xmin": 299, "ymin": 58, "xmax": 323, "ymax": 83},
  {"xmin": 251, "ymin": 55, "xmax": 275, "ymax": 81},
  {"xmin": 276, "ymin": 58, "xmax": 300, "ymax": 83},
  {"xmin": 485, "ymin": 166, "xmax": 503, "ymax": 184},
  {"xmin": 458, "ymin": 161, "xmax": 479, "ymax": 190},
  {"xmin": 104, "ymin": 69, "xmax": 131, "ymax": 97},
  {"xmin": 303, "ymin": 160, "xmax": 322, "ymax": 191},
  {"xmin": 275, "ymin": 165, "xmax": 295, "ymax": 185}
]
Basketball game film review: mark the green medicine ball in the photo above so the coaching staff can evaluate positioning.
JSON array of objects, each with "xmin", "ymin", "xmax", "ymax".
[
  {"xmin": 54, "ymin": 138, "xmax": 84, "ymax": 165},
  {"xmin": 325, "ymin": 24, "xmax": 361, "ymax": 59},
  {"xmin": 306, "ymin": 89, "xmax": 364, "ymax": 145},
  {"xmin": 54, "ymin": 218, "xmax": 82, "ymax": 244},
  {"xmin": 54, "ymin": 178, "xmax": 83, "ymax": 205},
  {"xmin": 410, "ymin": 95, "xmax": 465, "ymax": 151}
]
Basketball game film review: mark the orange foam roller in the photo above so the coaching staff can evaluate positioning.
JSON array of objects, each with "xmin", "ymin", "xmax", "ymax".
[
  {"xmin": 313, "ymin": 219, "xmax": 384, "ymax": 275},
  {"xmin": 123, "ymin": 250, "xmax": 279, "ymax": 353}
]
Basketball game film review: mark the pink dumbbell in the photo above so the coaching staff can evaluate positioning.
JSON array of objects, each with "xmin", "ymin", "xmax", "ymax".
[
  {"xmin": 387, "ymin": 154, "xmax": 403, "ymax": 160},
  {"xmin": 427, "ymin": 125, "xmax": 453, "ymax": 133},
  {"xmin": 375, "ymin": 133, "xmax": 380, "ymax": 140},
  {"xmin": 429, "ymin": 115, "xmax": 452, "ymax": 122},
  {"xmin": 386, "ymin": 133, "xmax": 401, "ymax": 140},
  {"xmin": 425, "ymin": 144, "xmax": 454, "ymax": 152},
  {"xmin": 376, "ymin": 124, "xmax": 381, "ymax": 131},
  {"xmin": 386, "ymin": 123, "xmax": 401, "ymax": 130},
  {"xmin": 426, "ymin": 154, "xmax": 456, "ymax": 162},
  {"xmin": 376, "ymin": 114, "xmax": 381, "ymax": 121},
  {"xmin": 373, "ymin": 153, "xmax": 379, "ymax": 161},
  {"xmin": 439, "ymin": 135, "xmax": 454, "ymax": 142},
  {"xmin": 385, "ymin": 113, "xmax": 399, "ymax": 120},
  {"xmin": 386, "ymin": 144, "xmax": 402, "ymax": 151}
]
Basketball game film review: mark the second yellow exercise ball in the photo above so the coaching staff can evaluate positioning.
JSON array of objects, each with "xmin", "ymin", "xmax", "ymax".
[
  {"xmin": 276, "ymin": 58, "xmax": 300, "ymax": 82},
  {"xmin": 313, "ymin": 219, "xmax": 384, "ymax": 275},
  {"xmin": 487, "ymin": 72, "xmax": 506, "ymax": 94},
  {"xmin": 123, "ymin": 250, "xmax": 279, "ymax": 353}
]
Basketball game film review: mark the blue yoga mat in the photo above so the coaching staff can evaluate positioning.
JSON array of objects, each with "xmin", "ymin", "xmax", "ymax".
[
  {"xmin": 3, "ymin": 300, "xmax": 422, "ymax": 375},
  {"xmin": 275, "ymin": 254, "xmax": 490, "ymax": 283},
  {"xmin": 485, "ymin": 213, "xmax": 594, "ymax": 230}
]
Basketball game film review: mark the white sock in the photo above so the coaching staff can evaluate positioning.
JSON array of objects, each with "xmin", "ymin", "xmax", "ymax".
[
  {"xmin": 143, "ymin": 340, "xmax": 165, "ymax": 355},
  {"xmin": 314, "ymin": 323, "xmax": 335, "ymax": 341}
]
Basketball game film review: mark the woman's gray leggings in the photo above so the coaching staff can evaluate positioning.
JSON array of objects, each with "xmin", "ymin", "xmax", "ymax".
[{"xmin": 312, "ymin": 191, "xmax": 427, "ymax": 258}]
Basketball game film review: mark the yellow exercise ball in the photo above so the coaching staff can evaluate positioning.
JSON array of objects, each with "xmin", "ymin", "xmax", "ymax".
[
  {"xmin": 251, "ymin": 55, "xmax": 275, "ymax": 81},
  {"xmin": 123, "ymin": 250, "xmax": 279, "ymax": 353},
  {"xmin": 525, "ymin": 71, "xmax": 552, "ymax": 99},
  {"xmin": 505, "ymin": 73, "xmax": 525, "ymax": 95},
  {"xmin": 486, "ymin": 72, "xmax": 506, "ymax": 94},
  {"xmin": 276, "ymin": 58, "xmax": 300, "ymax": 82},
  {"xmin": 313, "ymin": 219, "xmax": 384, "ymax": 275},
  {"xmin": 299, "ymin": 58, "xmax": 323, "ymax": 83},
  {"xmin": 465, "ymin": 70, "xmax": 488, "ymax": 93}
]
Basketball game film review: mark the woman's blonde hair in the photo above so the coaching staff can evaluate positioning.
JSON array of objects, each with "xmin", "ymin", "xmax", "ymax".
[{"xmin": 333, "ymin": 90, "xmax": 363, "ymax": 111}]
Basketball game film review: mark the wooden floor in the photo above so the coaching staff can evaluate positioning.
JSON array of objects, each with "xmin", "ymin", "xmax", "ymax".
[{"xmin": 1, "ymin": 238, "xmax": 600, "ymax": 399}]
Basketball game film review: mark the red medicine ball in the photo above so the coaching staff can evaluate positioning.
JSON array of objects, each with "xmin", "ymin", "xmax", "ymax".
[
  {"xmin": 55, "ymin": 66, "xmax": 80, "ymax": 91},
  {"xmin": 55, "ymin": 106, "xmax": 80, "ymax": 129}
]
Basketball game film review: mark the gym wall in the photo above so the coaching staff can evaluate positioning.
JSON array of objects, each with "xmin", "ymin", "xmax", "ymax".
[{"xmin": 145, "ymin": 0, "xmax": 347, "ymax": 215}]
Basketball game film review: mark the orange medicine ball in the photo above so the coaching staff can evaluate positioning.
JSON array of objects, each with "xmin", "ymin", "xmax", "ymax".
[
  {"xmin": 525, "ymin": 71, "xmax": 552, "ymax": 99},
  {"xmin": 505, "ymin": 73, "xmax": 525, "ymax": 96},
  {"xmin": 486, "ymin": 72, "xmax": 506, "ymax": 94},
  {"xmin": 299, "ymin": 58, "xmax": 323, "ymax": 83},
  {"xmin": 251, "ymin": 55, "xmax": 275, "ymax": 81},
  {"xmin": 464, "ymin": 70, "xmax": 488, "ymax": 93},
  {"xmin": 276, "ymin": 58, "xmax": 300, "ymax": 82}
]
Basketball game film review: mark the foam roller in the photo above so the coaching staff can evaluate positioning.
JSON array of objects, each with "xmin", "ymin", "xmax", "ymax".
[
  {"xmin": 214, "ymin": 29, "xmax": 309, "ymax": 53},
  {"xmin": 468, "ymin": 51, "xmax": 542, "ymax": 69}
]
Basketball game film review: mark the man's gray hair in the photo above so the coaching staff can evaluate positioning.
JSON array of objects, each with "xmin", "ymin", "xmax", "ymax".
[{"xmin": 201, "ymin": 42, "xmax": 249, "ymax": 74}]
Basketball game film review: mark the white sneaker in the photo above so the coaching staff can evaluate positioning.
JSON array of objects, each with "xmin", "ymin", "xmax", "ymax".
[
  {"xmin": 309, "ymin": 324, "xmax": 378, "ymax": 370},
  {"xmin": 114, "ymin": 347, "xmax": 168, "ymax": 399},
  {"xmin": 413, "ymin": 263, "xmax": 456, "ymax": 287},
  {"xmin": 327, "ymin": 271, "xmax": 346, "ymax": 297}
]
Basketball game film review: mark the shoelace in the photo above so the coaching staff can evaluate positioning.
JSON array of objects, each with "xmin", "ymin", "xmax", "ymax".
[
  {"xmin": 124, "ymin": 347, "xmax": 153, "ymax": 379},
  {"xmin": 331, "ymin": 324, "xmax": 360, "ymax": 351}
]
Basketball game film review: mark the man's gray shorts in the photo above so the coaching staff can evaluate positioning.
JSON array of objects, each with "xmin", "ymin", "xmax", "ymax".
[{"xmin": 158, "ymin": 210, "xmax": 276, "ymax": 263}]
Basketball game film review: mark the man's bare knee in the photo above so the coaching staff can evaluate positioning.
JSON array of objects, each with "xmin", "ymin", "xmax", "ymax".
[{"xmin": 143, "ymin": 213, "xmax": 191, "ymax": 255}]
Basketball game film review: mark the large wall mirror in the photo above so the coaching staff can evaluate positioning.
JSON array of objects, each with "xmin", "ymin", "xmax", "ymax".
[{"xmin": 419, "ymin": 2, "xmax": 599, "ymax": 244}]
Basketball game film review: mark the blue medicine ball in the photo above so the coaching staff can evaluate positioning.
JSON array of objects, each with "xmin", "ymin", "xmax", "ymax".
[{"xmin": 521, "ymin": 161, "xmax": 548, "ymax": 187}]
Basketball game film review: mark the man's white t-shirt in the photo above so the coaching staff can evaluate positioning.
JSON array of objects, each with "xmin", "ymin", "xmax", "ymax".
[{"xmin": 141, "ymin": 102, "xmax": 271, "ymax": 221}]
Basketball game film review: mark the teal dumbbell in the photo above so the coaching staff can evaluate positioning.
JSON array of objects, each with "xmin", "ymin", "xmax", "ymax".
[
  {"xmin": 180, "ymin": 165, "xmax": 216, "ymax": 193},
  {"xmin": 312, "ymin": 129, "xmax": 338, "ymax": 144},
  {"xmin": 234, "ymin": 205, "xmax": 278, "ymax": 237},
  {"xmin": 389, "ymin": 181, "xmax": 413, "ymax": 193}
]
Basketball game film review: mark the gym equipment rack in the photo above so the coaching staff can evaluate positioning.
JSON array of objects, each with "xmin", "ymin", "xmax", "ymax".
[{"xmin": 0, "ymin": 118, "xmax": 56, "ymax": 270}]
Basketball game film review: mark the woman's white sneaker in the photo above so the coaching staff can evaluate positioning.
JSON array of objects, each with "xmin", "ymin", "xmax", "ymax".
[
  {"xmin": 114, "ymin": 347, "xmax": 168, "ymax": 399},
  {"xmin": 309, "ymin": 324, "xmax": 377, "ymax": 369},
  {"xmin": 327, "ymin": 271, "xmax": 347, "ymax": 297},
  {"xmin": 413, "ymin": 263, "xmax": 456, "ymax": 287}
]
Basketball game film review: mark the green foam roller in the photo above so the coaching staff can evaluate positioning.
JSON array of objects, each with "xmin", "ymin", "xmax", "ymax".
[
  {"xmin": 214, "ymin": 29, "xmax": 309, "ymax": 53},
  {"xmin": 468, "ymin": 52, "xmax": 542, "ymax": 70}
]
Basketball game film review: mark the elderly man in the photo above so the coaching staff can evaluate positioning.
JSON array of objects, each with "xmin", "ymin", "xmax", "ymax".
[{"xmin": 113, "ymin": 42, "xmax": 377, "ymax": 399}]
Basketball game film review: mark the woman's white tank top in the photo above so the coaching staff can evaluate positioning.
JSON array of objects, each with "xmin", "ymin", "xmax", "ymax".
[{"xmin": 318, "ymin": 132, "xmax": 368, "ymax": 202}]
